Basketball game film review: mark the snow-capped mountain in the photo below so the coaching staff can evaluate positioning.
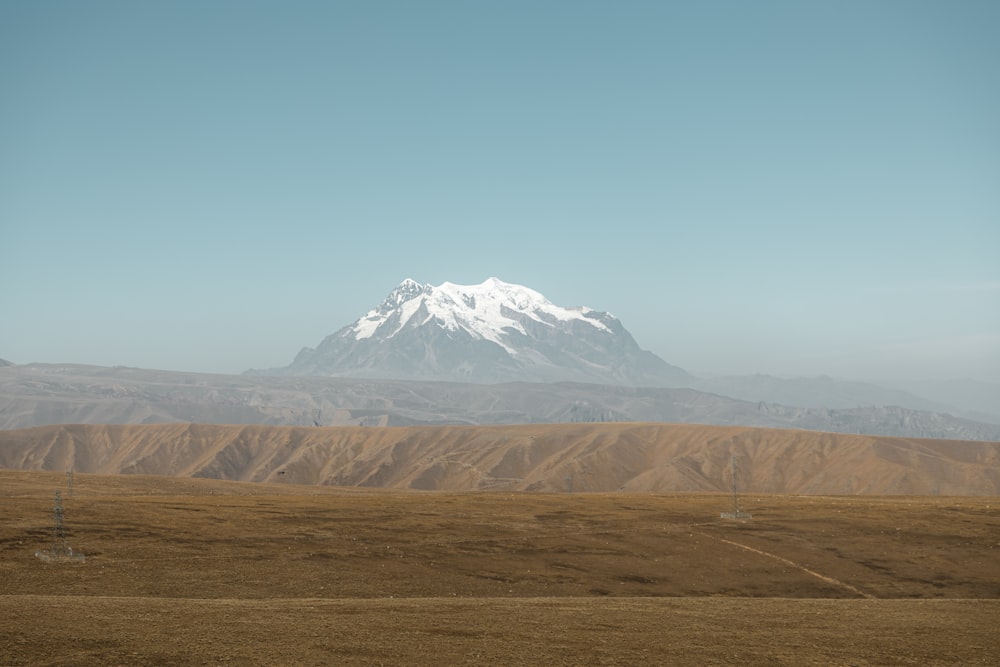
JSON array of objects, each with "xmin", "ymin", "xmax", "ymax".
[{"xmin": 256, "ymin": 277, "xmax": 693, "ymax": 386}]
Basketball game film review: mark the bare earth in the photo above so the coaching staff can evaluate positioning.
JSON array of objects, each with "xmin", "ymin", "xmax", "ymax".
[
  {"xmin": 3, "ymin": 421, "xmax": 999, "ymax": 495},
  {"xmin": 1, "ymin": 470, "xmax": 998, "ymax": 665}
]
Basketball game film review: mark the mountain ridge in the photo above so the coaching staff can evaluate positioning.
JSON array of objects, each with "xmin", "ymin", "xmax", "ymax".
[
  {"xmin": 4, "ymin": 363, "xmax": 1000, "ymax": 441},
  {"xmin": 3, "ymin": 421, "xmax": 997, "ymax": 494}
]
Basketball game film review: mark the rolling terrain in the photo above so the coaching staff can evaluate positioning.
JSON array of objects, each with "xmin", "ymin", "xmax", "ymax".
[
  {"xmin": 1, "ymin": 470, "xmax": 997, "ymax": 665},
  {"xmin": 4, "ymin": 363, "xmax": 1000, "ymax": 441},
  {"xmin": 2, "ymin": 421, "xmax": 999, "ymax": 495}
]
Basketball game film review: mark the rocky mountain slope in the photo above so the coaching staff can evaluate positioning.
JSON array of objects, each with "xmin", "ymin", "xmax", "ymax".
[
  {"xmin": 3, "ymin": 422, "xmax": 998, "ymax": 494},
  {"xmin": 251, "ymin": 277, "xmax": 692, "ymax": 386},
  {"xmin": 692, "ymin": 374, "xmax": 1000, "ymax": 425},
  {"xmin": 889, "ymin": 378, "xmax": 1000, "ymax": 424},
  {"xmin": 4, "ymin": 363, "xmax": 1000, "ymax": 441}
]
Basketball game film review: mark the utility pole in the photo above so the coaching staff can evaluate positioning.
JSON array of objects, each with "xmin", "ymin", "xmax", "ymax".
[
  {"xmin": 35, "ymin": 490, "xmax": 85, "ymax": 562},
  {"xmin": 720, "ymin": 455, "xmax": 752, "ymax": 520}
]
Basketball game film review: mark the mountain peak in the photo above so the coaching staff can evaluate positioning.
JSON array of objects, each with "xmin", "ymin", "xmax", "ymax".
[
  {"xmin": 265, "ymin": 278, "xmax": 693, "ymax": 386},
  {"xmin": 369, "ymin": 278, "xmax": 429, "ymax": 319},
  {"xmin": 356, "ymin": 278, "xmax": 610, "ymax": 348}
]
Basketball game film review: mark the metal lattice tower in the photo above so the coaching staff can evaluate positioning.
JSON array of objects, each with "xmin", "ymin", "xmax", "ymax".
[
  {"xmin": 730, "ymin": 456, "xmax": 742, "ymax": 516},
  {"xmin": 720, "ymin": 455, "xmax": 752, "ymax": 520},
  {"xmin": 52, "ymin": 490, "xmax": 67, "ymax": 550},
  {"xmin": 35, "ymin": 489, "xmax": 85, "ymax": 562}
]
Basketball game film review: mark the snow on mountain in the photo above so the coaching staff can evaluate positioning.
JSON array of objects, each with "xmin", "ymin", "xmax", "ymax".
[
  {"xmin": 254, "ymin": 278, "xmax": 692, "ymax": 386},
  {"xmin": 351, "ymin": 277, "xmax": 611, "ymax": 354}
]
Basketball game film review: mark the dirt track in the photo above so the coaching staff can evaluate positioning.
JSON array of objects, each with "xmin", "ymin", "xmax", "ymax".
[{"xmin": 2, "ymin": 470, "xmax": 998, "ymax": 665}]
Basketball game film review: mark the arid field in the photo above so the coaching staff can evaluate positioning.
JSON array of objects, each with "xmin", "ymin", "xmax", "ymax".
[{"xmin": 2, "ymin": 469, "xmax": 998, "ymax": 665}]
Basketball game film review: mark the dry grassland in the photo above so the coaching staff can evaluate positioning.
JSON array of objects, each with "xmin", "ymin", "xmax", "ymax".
[{"xmin": 1, "ymin": 470, "xmax": 998, "ymax": 665}]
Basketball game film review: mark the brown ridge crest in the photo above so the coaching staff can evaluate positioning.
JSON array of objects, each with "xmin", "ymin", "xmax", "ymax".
[{"xmin": 2, "ymin": 421, "xmax": 997, "ymax": 495}]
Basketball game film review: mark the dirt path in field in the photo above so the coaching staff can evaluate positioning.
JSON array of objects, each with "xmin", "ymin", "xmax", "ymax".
[{"xmin": 706, "ymin": 534, "xmax": 876, "ymax": 599}]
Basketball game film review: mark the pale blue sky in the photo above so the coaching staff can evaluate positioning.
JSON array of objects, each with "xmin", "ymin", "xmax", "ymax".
[{"xmin": 2, "ymin": 1, "xmax": 998, "ymax": 382}]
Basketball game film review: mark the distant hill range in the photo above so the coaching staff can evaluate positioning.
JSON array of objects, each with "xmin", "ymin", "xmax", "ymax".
[
  {"xmin": 3, "ymin": 278, "xmax": 997, "ymax": 437},
  {"xmin": 246, "ymin": 277, "xmax": 998, "ymax": 425},
  {"xmin": 2, "ymin": 363, "xmax": 999, "ymax": 442},
  {"xmin": 2, "ymin": 422, "xmax": 997, "ymax": 495}
]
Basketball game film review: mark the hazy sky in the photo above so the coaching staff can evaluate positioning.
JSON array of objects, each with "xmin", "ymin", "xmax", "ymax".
[{"xmin": 2, "ymin": 1, "xmax": 998, "ymax": 383}]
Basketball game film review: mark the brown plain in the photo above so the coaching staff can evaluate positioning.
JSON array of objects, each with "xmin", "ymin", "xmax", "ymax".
[{"xmin": 2, "ymin": 468, "xmax": 998, "ymax": 666}]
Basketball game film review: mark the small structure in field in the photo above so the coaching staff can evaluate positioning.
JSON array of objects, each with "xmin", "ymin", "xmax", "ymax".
[
  {"xmin": 34, "ymin": 490, "xmax": 86, "ymax": 562},
  {"xmin": 720, "ymin": 455, "xmax": 752, "ymax": 520}
]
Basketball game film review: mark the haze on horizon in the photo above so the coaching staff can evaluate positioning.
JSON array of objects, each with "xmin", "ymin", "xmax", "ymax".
[{"xmin": 2, "ymin": 2, "xmax": 998, "ymax": 384}]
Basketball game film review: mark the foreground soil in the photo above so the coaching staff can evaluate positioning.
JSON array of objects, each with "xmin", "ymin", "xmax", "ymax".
[
  {"xmin": 4, "ymin": 596, "xmax": 996, "ymax": 666},
  {"xmin": 1, "ymin": 470, "xmax": 998, "ymax": 665}
]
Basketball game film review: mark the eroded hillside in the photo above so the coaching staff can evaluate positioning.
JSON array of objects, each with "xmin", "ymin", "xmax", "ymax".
[{"xmin": 2, "ymin": 422, "xmax": 998, "ymax": 494}]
